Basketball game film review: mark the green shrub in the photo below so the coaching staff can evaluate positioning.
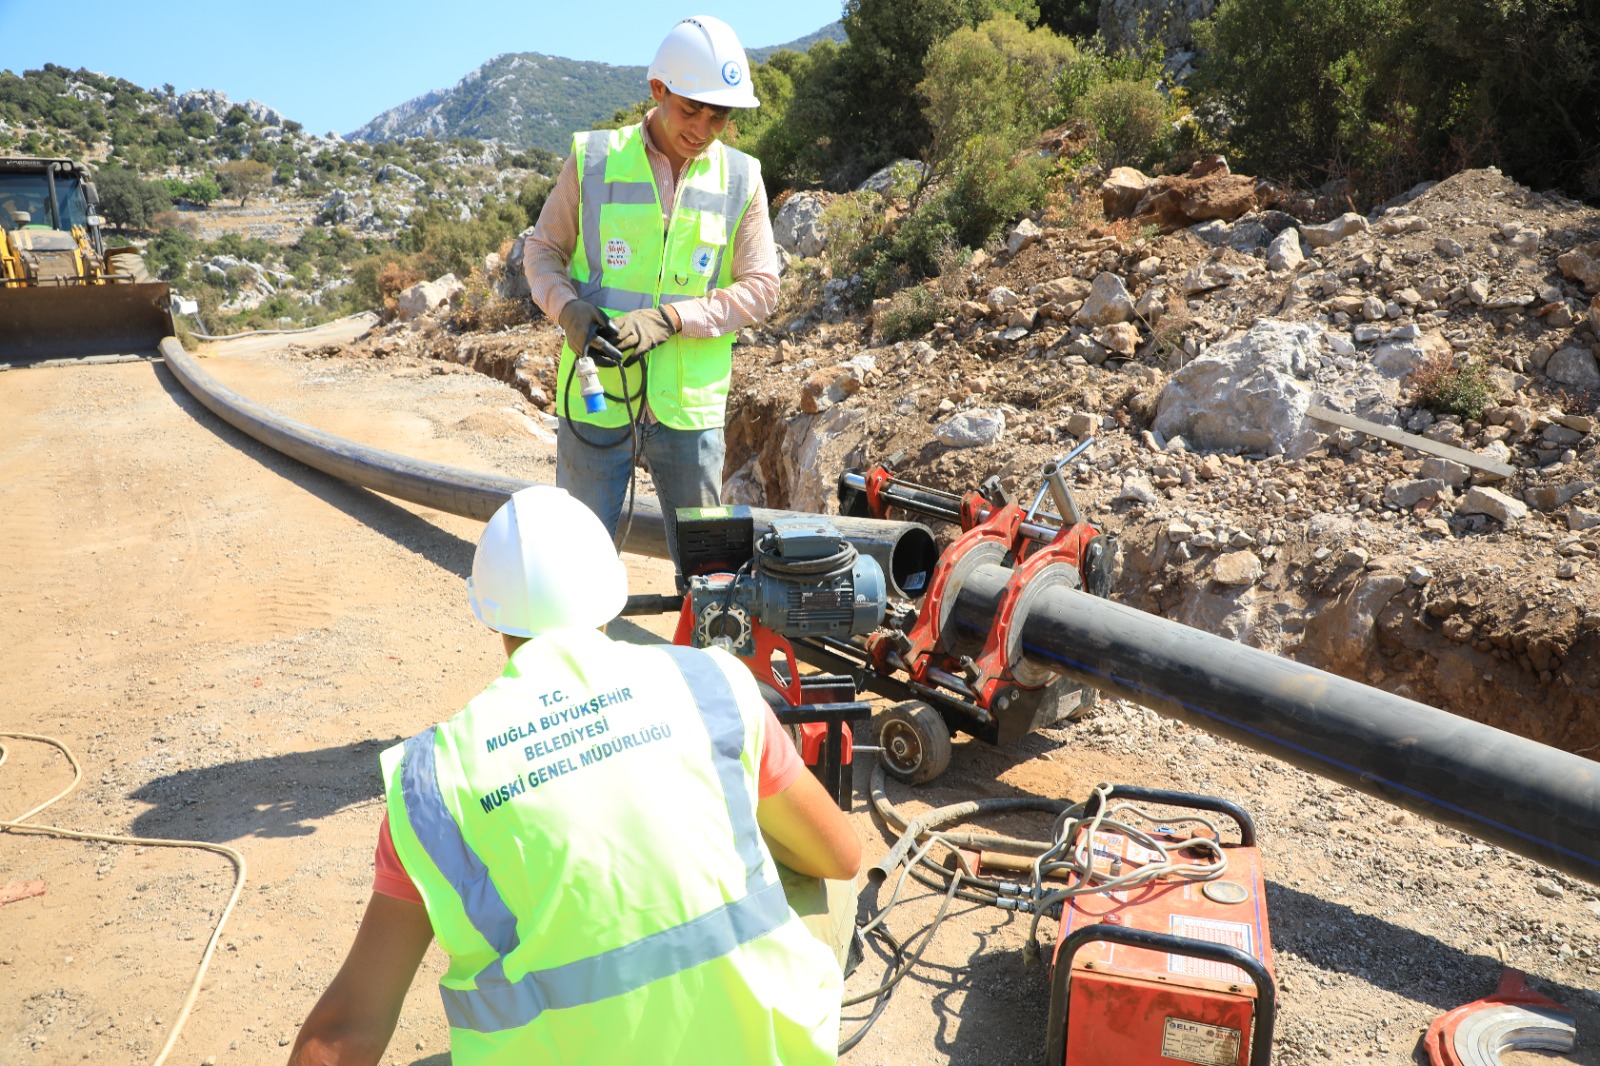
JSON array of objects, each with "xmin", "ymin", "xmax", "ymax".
[
  {"xmin": 1075, "ymin": 78, "xmax": 1175, "ymax": 170},
  {"xmin": 1409, "ymin": 352, "xmax": 1494, "ymax": 422},
  {"xmin": 874, "ymin": 284, "xmax": 951, "ymax": 342},
  {"xmin": 1189, "ymin": 0, "xmax": 1600, "ymax": 202},
  {"xmin": 819, "ymin": 191, "xmax": 886, "ymax": 266}
]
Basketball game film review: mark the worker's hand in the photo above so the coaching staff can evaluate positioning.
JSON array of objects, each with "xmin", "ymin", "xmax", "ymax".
[
  {"xmin": 558, "ymin": 299, "xmax": 610, "ymax": 352},
  {"xmin": 612, "ymin": 307, "xmax": 678, "ymax": 355}
]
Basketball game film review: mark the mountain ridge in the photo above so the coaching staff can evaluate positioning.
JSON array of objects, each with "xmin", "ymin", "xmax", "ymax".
[{"xmin": 347, "ymin": 22, "xmax": 844, "ymax": 153}]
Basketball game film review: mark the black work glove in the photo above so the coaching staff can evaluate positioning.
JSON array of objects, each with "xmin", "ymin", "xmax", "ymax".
[
  {"xmin": 558, "ymin": 299, "xmax": 610, "ymax": 352},
  {"xmin": 612, "ymin": 307, "xmax": 678, "ymax": 356}
]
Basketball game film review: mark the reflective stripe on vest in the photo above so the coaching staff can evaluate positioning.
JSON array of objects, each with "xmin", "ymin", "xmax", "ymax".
[
  {"xmin": 398, "ymin": 644, "xmax": 788, "ymax": 1033},
  {"xmin": 573, "ymin": 129, "xmax": 754, "ymax": 313},
  {"xmin": 557, "ymin": 123, "xmax": 757, "ymax": 429}
]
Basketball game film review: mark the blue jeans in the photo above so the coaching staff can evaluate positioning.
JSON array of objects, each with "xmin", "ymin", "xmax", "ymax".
[{"xmin": 556, "ymin": 418, "xmax": 725, "ymax": 577}]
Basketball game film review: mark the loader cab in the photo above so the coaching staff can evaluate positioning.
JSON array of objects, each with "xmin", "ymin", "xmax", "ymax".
[{"xmin": 0, "ymin": 162, "xmax": 95, "ymax": 234}]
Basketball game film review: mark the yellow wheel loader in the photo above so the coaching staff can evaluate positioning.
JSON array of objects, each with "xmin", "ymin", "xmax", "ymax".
[{"xmin": 1, "ymin": 157, "xmax": 174, "ymax": 362}]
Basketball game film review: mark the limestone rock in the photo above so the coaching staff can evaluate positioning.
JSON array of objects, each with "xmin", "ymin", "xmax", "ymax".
[
  {"xmin": 782, "ymin": 407, "xmax": 868, "ymax": 514},
  {"xmin": 1266, "ymin": 228, "xmax": 1303, "ymax": 272},
  {"xmin": 1035, "ymin": 276, "xmax": 1093, "ymax": 306},
  {"xmin": 1589, "ymin": 294, "xmax": 1600, "ymax": 335},
  {"xmin": 1101, "ymin": 167, "xmax": 1151, "ymax": 219},
  {"xmin": 1384, "ymin": 478, "xmax": 1446, "ymax": 509},
  {"xmin": 1303, "ymin": 573, "xmax": 1407, "ymax": 670},
  {"xmin": 1072, "ymin": 272, "xmax": 1136, "ymax": 327},
  {"xmin": 1153, "ymin": 319, "xmax": 1324, "ymax": 457},
  {"xmin": 1556, "ymin": 242, "xmax": 1600, "ymax": 293},
  {"xmin": 1099, "ymin": 322, "xmax": 1141, "ymax": 356},
  {"xmin": 1457, "ymin": 486, "xmax": 1528, "ymax": 526},
  {"xmin": 1545, "ymin": 347, "xmax": 1600, "ymax": 389},
  {"xmin": 1300, "ymin": 212, "xmax": 1369, "ymax": 249},
  {"xmin": 856, "ymin": 160, "xmax": 926, "ymax": 196},
  {"xmin": 1100, "ymin": 0, "xmax": 1217, "ymax": 53},
  {"xmin": 1006, "ymin": 218, "xmax": 1044, "ymax": 257},
  {"xmin": 1212, "ymin": 550, "xmax": 1263, "ymax": 587},
  {"xmin": 935, "ymin": 408, "xmax": 1005, "ymax": 448},
  {"xmin": 772, "ymin": 192, "xmax": 828, "ymax": 258},
  {"xmin": 395, "ymin": 274, "xmax": 464, "ymax": 321},
  {"xmin": 1523, "ymin": 481, "xmax": 1593, "ymax": 512},
  {"xmin": 1133, "ymin": 156, "xmax": 1257, "ymax": 231}
]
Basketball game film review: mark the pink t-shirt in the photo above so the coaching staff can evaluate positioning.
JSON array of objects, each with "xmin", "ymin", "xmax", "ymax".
[{"xmin": 373, "ymin": 705, "xmax": 804, "ymax": 904}]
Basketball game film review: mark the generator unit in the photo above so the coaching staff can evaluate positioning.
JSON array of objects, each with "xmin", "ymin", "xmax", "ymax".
[{"xmin": 1046, "ymin": 788, "xmax": 1277, "ymax": 1066}]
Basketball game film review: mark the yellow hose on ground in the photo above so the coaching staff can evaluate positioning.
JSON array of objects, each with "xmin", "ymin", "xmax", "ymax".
[{"xmin": 0, "ymin": 732, "xmax": 247, "ymax": 1066}]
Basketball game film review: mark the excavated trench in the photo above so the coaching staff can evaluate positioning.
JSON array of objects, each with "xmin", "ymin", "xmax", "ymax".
[{"xmin": 432, "ymin": 330, "xmax": 1600, "ymax": 757}]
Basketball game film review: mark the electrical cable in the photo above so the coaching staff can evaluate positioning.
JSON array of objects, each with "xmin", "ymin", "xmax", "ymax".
[
  {"xmin": 559, "ymin": 329, "xmax": 648, "ymax": 553},
  {"xmin": 0, "ymin": 733, "xmax": 247, "ymax": 1066},
  {"xmin": 841, "ymin": 760, "xmax": 1232, "ymax": 1050}
]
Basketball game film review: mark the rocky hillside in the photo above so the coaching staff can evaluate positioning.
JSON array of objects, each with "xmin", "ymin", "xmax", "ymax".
[
  {"xmin": 346, "ymin": 54, "xmax": 647, "ymax": 154},
  {"xmin": 347, "ymin": 161, "xmax": 1600, "ymax": 758},
  {"xmin": 348, "ymin": 22, "xmax": 845, "ymax": 152}
]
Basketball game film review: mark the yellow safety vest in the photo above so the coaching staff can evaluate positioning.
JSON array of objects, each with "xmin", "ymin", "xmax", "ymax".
[
  {"xmin": 557, "ymin": 123, "xmax": 759, "ymax": 430},
  {"xmin": 381, "ymin": 629, "xmax": 840, "ymax": 1065}
]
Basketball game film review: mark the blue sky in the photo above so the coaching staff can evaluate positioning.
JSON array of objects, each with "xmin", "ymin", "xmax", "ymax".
[{"xmin": 0, "ymin": 1, "xmax": 844, "ymax": 137}]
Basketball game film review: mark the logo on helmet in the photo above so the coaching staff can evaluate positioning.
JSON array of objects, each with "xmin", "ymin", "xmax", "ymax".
[{"xmin": 721, "ymin": 61, "xmax": 742, "ymax": 86}]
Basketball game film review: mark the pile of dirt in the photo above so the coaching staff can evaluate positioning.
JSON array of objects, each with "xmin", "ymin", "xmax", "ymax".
[{"xmin": 385, "ymin": 167, "xmax": 1600, "ymax": 755}]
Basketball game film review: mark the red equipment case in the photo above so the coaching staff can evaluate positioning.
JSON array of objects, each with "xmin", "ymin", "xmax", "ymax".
[{"xmin": 1046, "ymin": 788, "xmax": 1277, "ymax": 1066}]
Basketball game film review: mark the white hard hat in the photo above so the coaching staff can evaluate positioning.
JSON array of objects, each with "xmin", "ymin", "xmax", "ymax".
[
  {"xmin": 648, "ymin": 15, "xmax": 760, "ymax": 109},
  {"xmin": 467, "ymin": 486, "xmax": 627, "ymax": 637}
]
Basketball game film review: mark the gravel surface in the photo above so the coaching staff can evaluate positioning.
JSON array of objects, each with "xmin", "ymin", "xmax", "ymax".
[{"xmin": 2, "ymin": 323, "xmax": 1596, "ymax": 1066}]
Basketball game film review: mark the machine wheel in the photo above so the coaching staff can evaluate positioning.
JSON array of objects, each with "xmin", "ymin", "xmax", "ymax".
[{"xmin": 875, "ymin": 700, "xmax": 952, "ymax": 785}]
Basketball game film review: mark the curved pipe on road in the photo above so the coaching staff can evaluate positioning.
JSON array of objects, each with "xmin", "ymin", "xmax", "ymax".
[
  {"xmin": 158, "ymin": 339, "xmax": 938, "ymax": 597},
  {"xmin": 160, "ymin": 339, "xmax": 1600, "ymax": 884}
]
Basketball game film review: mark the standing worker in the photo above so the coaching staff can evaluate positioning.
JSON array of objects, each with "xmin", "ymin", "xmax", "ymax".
[
  {"xmin": 523, "ymin": 15, "xmax": 778, "ymax": 580},
  {"xmin": 287, "ymin": 487, "xmax": 859, "ymax": 1065}
]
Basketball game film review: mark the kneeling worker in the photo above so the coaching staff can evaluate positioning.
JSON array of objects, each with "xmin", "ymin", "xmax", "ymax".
[{"xmin": 288, "ymin": 486, "xmax": 860, "ymax": 1065}]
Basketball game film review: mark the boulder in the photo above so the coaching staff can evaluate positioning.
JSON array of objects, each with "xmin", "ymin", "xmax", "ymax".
[
  {"xmin": 497, "ymin": 238, "xmax": 532, "ymax": 301},
  {"xmin": 1006, "ymin": 218, "xmax": 1044, "ymax": 257},
  {"xmin": 1101, "ymin": 167, "xmax": 1151, "ymax": 219},
  {"xmin": 935, "ymin": 408, "xmax": 1006, "ymax": 448},
  {"xmin": 1071, "ymin": 272, "xmax": 1136, "ymax": 327},
  {"xmin": 782, "ymin": 407, "xmax": 868, "ymax": 514},
  {"xmin": 1212, "ymin": 550, "xmax": 1263, "ymax": 587},
  {"xmin": 1383, "ymin": 478, "xmax": 1447, "ymax": 509},
  {"xmin": 1300, "ymin": 212, "xmax": 1369, "ymax": 249},
  {"xmin": 1590, "ymin": 294, "xmax": 1600, "ymax": 335},
  {"xmin": 773, "ymin": 191, "xmax": 828, "ymax": 258},
  {"xmin": 1035, "ymin": 276, "xmax": 1093, "ymax": 305},
  {"xmin": 395, "ymin": 274, "xmax": 464, "ymax": 321},
  {"xmin": 1266, "ymin": 228, "xmax": 1304, "ymax": 272},
  {"xmin": 1556, "ymin": 242, "xmax": 1600, "ymax": 293},
  {"xmin": 1303, "ymin": 573, "xmax": 1407, "ymax": 670},
  {"xmin": 1457, "ymin": 486, "xmax": 1528, "ymax": 526},
  {"xmin": 1545, "ymin": 347, "xmax": 1600, "ymax": 389},
  {"xmin": 1099, "ymin": 322, "xmax": 1141, "ymax": 356},
  {"xmin": 1132, "ymin": 156, "xmax": 1257, "ymax": 231},
  {"xmin": 856, "ymin": 160, "xmax": 926, "ymax": 197},
  {"xmin": 800, "ymin": 363, "xmax": 867, "ymax": 414},
  {"xmin": 1153, "ymin": 319, "xmax": 1324, "ymax": 456}
]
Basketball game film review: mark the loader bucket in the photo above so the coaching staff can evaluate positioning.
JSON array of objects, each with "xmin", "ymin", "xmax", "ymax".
[{"xmin": 0, "ymin": 281, "xmax": 174, "ymax": 363}]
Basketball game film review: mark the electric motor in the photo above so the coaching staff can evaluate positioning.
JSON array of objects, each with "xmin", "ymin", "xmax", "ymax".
[{"xmin": 686, "ymin": 516, "xmax": 886, "ymax": 656}]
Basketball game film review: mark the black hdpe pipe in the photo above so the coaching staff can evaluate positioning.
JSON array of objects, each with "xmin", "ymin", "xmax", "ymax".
[
  {"xmin": 158, "ymin": 339, "xmax": 939, "ymax": 598},
  {"xmin": 949, "ymin": 561, "xmax": 1600, "ymax": 885},
  {"xmin": 160, "ymin": 339, "xmax": 1600, "ymax": 883}
]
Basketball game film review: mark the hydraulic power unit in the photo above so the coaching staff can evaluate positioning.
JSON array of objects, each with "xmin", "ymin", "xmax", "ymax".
[{"xmin": 1046, "ymin": 789, "xmax": 1277, "ymax": 1066}]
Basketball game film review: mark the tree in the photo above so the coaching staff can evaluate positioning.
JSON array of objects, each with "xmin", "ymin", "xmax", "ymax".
[
  {"xmin": 94, "ymin": 166, "xmax": 168, "ymax": 231},
  {"xmin": 216, "ymin": 160, "xmax": 272, "ymax": 206}
]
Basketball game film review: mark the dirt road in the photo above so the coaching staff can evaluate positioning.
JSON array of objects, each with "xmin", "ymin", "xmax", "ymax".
[{"xmin": 2, "ymin": 325, "xmax": 1596, "ymax": 1065}]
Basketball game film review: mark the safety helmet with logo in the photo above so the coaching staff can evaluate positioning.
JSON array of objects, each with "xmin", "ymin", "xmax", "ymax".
[
  {"xmin": 467, "ymin": 486, "xmax": 627, "ymax": 637},
  {"xmin": 648, "ymin": 15, "xmax": 760, "ymax": 109}
]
